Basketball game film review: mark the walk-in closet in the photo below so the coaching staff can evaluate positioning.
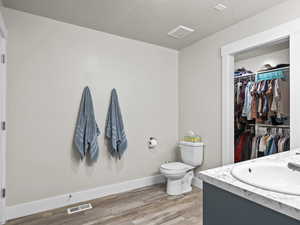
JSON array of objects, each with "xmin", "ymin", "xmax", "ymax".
[{"xmin": 234, "ymin": 40, "xmax": 290, "ymax": 163}]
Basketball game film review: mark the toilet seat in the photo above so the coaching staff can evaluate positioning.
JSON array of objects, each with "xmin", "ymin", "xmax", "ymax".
[{"xmin": 160, "ymin": 162, "xmax": 194, "ymax": 174}]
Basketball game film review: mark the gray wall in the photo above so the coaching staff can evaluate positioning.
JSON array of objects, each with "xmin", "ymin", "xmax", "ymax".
[
  {"xmin": 179, "ymin": 0, "xmax": 300, "ymax": 170},
  {"xmin": 3, "ymin": 8, "xmax": 178, "ymax": 206}
]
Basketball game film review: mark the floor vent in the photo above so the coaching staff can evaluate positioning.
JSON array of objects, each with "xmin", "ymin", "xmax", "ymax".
[{"xmin": 67, "ymin": 203, "xmax": 93, "ymax": 215}]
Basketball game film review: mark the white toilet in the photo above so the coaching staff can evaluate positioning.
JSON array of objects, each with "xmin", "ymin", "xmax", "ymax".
[{"xmin": 160, "ymin": 141, "xmax": 204, "ymax": 195}]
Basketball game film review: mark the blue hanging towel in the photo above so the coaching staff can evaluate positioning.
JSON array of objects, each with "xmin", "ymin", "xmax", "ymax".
[
  {"xmin": 74, "ymin": 87, "xmax": 100, "ymax": 160},
  {"xmin": 105, "ymin": 89, "xmax": 127, "ymax": 159}
]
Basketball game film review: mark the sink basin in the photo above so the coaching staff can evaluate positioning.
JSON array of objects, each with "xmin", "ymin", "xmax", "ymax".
[{"xmin": 231, "ymin": 162, "xmax": 300, "ymax": 196}]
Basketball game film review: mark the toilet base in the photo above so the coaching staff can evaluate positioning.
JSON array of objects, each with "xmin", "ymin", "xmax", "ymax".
[{"xmin": 166, "ymin": 170, "xmax": 194, "ymax": 195}]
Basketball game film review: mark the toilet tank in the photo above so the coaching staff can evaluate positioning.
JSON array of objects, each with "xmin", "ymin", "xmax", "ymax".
[{"xmin": 179, "ymin": 141, "xmax": 204, "ymax": 167}]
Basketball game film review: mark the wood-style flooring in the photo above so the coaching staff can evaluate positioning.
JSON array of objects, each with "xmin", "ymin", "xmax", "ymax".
[{"xmin": 7, "ymin": 184, "xmax": 203, "ymax": 225}]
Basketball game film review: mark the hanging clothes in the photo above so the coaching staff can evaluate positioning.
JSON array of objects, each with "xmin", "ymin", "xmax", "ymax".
[
  {"xmin": 235, "ymin": 130, "xmax": 290, "ymax": 162},
  {"xmin": 236, "ymin": 81, "xmax": 243, "ymax": 105},
  {"xmin": 278, "ymin": 78, "xmax": 290, "ymax": 118},
  {"xmin": 271, "ymin": 79, "xmax": 280, "ymax": 114},
  {"xmin": 234, "ymin": 65, "xmax": 290, "ymax": 163},
  {"xmin": 250, "ymin": 82, "xmax": 258, "ymax": 119},
  {"xmin": 235, "ymin": 130, "xmax": 254, "ymax": 163},
  {"xmin": 235, "ymin": 132, "xmax": 248, "ymax": 163},
  {"xmin": 235, "ymin": 75, "xmax": 289, "ymax": 123},
  {"xmin": 242, "ymin": 81, "xmax": 254, "ymax": 120}
]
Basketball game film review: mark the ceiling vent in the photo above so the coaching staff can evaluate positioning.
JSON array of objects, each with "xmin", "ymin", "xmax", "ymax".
[
  {"xmin": 214, "ymin": 3, "xmax": 227, "ymax": 11},
  {"xmin": 168, "ymin": 25, "xmax": 195, "ymax": 39}
]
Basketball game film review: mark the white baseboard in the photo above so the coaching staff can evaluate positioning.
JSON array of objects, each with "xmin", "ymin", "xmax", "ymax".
[
  {"xmin": 192, "ymin": 177, "xmax": 203, "ymax": 189},
  {"xmin": 6, "ymin": 174, "xmax": 165, "ymax": 221}
]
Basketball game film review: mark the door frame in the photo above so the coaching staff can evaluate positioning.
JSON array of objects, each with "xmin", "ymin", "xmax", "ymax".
[
  {"xmin": 0, "ymin": 10, "xmax": 7, "ymax": 225},
  {"xmin": 221, "ymin": 18, "xmax": 300, "ymax": 165}
]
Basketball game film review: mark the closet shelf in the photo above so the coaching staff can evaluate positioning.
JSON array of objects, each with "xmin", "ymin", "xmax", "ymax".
[
  {"xmin": 234, "ymin": 66, "xmax": 289, "ymax": 80},
  {"xmin": 234, "ymin": 73, "xmax": 255, "ymax": 79},
  {"xmin": 248, "ymin": 124, "xmax": 290, "ymax": 129},
  {"xmin": 257, "ymin": 66, "xmax": 289, "ymax": 74}
]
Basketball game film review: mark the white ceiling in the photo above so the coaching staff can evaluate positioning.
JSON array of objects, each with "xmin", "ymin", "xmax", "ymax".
[{"xmin": 3, "ymin": 0, "xmax": 289, "ymax": 49}]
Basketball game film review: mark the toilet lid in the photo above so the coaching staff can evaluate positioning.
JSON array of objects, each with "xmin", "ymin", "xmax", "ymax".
[{"xmin": 161, "ymin": 162, "xmax": 194, "ymax": 171}]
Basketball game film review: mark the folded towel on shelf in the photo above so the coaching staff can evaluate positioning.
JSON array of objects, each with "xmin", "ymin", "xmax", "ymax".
[
  {"xmin": 74, "ymin": 87, "xmax": 100, "ymax": 161},
  {"xmin": 105, "ymin": 88, "xmax": 127, "ymax": 160}
]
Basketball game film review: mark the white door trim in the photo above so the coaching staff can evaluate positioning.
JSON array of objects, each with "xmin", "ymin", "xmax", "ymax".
[
  {"xmin": 0, "ymin": 8, "xmax": 7, "ymax": 225},
  {"xmin": 289, "ymin": 30, "xmax": 300, "ymax": 150},
  {"xmin": 0, "ymin": 37, "xmax": 6, "ymax": 225},
  {"xmin": 0, "ymin": 11, "xmax": 7, "ymax": 40},
  {"xmin": 221, "ymin": 54, "xmax": 235, "ymax": 165},
  {"xmin": 221, "ymin": 17, "xmax": 300, "ymax": 165}
]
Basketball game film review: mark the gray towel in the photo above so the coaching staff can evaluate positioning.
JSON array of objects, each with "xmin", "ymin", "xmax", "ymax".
[
  {"xmin": 105, "ymin": 89, "xmax": 127, "ymax": 159},
  {"xmin": 74, "ymin": 87, "xmax": 100, "ymax": 160}
]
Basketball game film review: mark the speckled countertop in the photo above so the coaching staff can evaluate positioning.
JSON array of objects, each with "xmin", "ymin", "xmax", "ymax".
[{"xmin": 199, "ymin": 149, "xmax": 300, "ymax": 221}]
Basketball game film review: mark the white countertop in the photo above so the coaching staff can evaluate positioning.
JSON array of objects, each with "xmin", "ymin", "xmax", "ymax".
[{"xmin": 199, "ymin": 149, "xmax": 300, "ymax": 221}]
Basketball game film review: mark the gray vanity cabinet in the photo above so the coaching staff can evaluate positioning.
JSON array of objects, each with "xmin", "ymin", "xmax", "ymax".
[{"xmin": 203, "ymin": 182, "xmax": 299, "ymax": 225}]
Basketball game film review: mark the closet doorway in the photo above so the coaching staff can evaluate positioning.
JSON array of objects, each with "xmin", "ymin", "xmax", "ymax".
[
  {"xmin": 221, "ymin": 19, "xmax": 300, "ymax": 166},
  {"xmin": 234, "ymin": 40, "xmax": 290, "ymax": 163}
]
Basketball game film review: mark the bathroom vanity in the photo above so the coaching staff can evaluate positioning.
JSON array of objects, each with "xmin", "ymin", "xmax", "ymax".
[{"xmin": 199, "ymin": 150, "xmax": 300, "ymax": 225}]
